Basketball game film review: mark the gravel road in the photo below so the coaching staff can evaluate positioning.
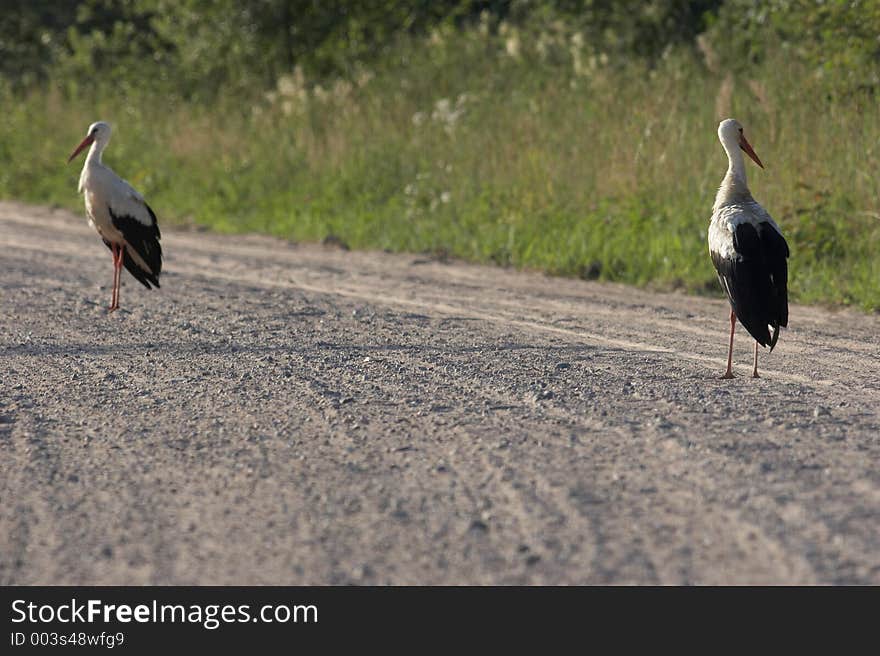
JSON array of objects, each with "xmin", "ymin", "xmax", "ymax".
[{"xmin": 1, "ymin": 201, "xmax": 878, "ymax": 585}]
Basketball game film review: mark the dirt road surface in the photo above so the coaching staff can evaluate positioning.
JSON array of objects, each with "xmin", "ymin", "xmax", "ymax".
[{"xmin": 1, "ymin": 201, "xmax": 878, "ymax": 585}]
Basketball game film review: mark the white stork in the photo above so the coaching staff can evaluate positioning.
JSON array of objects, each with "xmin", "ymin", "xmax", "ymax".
[
  {"xmin": 68, "ymin": 121, "xmax": 162, "ymax": 312},
  {"xmin": 708, "ymin": 118, "xmax": 789, "ymax": 379}
]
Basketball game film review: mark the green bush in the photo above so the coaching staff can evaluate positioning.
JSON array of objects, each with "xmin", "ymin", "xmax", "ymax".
[{"xmin": 1, "ymin": 2, "xmax": 878, "ymax": 309}]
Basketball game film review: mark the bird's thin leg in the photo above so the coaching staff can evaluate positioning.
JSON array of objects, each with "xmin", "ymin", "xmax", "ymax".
[
  {"xmin": 113, "ymin": 245, "xmax": 121, "ymax": 311},
  {"xmin": 752, "ymin": 341, "xmax": 760, "ymax": 378},
  {"xmin": 108, "ymin": 244, "xmax": 119, "ymax": 311},
  {"xmin": 721, "ymin": 308, "xmax": 736, "ymax": 379},
  {"xmin": 109, "ymin": 244, "xmax": 122, "ymax": 312},
  {"xmin": 115, "ymin": 245, "xmax": 124, "ymax": 310}
]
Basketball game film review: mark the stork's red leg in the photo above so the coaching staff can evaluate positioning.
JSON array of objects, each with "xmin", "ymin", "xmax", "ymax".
[
  {"xmin": 114, "ymin": 244, "xmax": 123, "ymax": 310},
  {"xmin": 112, "ymin": 245, "xmax": 120, "ymax": 311},
  {"xmin": 721, "ymin": 308, "xmax": 736, "ymax": 379},
  {"xmin": 109, "ymin": 243, "xmax": 123, "ymax": 312},
  {"xmin": 752, "ymin": 341, "xmax": 760, "ymax": 378},
  {"xmin": 108, "ymin": 244, "xmax": 118, "ymax": 311}
]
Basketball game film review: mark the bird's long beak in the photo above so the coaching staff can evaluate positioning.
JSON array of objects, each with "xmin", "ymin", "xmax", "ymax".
[
  {"xmin": 67, "ymin": 135, "xmax": 95, "ymax": 163},
  {"xmin": 739, "ymin": 134, "xmax": 764, "ymax": 169}
]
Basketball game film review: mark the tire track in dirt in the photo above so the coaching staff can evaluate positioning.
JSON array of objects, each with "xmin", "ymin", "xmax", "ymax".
[{"xmin": 1, "ymin": 201, "xmax": 878, "ymax": 584}]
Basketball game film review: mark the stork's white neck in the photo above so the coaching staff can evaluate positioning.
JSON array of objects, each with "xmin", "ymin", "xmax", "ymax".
[
  {"xmin": 76, "ymin": 138, "xmax": 110, "ymax": 194},
  {"xmin": 714, "ymin": 132, "xmax": 751, "ymax": 211},
  {"xmin": 85, "ymin": 140, "xmax": 106, "ymax": 166}
]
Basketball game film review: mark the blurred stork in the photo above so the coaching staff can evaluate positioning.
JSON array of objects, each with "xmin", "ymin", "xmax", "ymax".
[
  {"xmin": 68, "ymin": 122, "xmax": 162, "ymax": 312},
  {"xmin": 708, "ymin": 118, "xmax": 789, "ymax": 379}
]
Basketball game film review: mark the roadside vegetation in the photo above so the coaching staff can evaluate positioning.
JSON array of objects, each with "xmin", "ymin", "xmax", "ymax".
[{"xmin": 1, "ymin": 1, "xmax": 877, "ymax": 309}]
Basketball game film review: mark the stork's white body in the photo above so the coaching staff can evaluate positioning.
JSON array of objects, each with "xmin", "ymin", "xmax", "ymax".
[
  {"xmin": 78, "ymin": 152, "xmax": 154, "ymax": 272},
  {"xmin": 709, "ymin": 199, "xmax": 783, "ymax": 279},
  {"xmin": 708, "ymin": 146, "xmax": 783, "ymax": 262},
  {"xmin": 69, "ymin": 121, "xmax": 162, "ymax": 311}
]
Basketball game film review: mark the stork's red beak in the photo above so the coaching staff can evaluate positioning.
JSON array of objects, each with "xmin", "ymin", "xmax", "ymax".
[
  {"xmin": 739, "ymin": 134, "xmax": 764, "ymax": 169},
  {"xmin": 67, "ymin": 135, "xmax": 95, "ymax": 163}
]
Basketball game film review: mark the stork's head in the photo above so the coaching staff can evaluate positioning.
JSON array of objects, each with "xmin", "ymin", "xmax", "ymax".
[
  {"xmin": 67, "ymin": 121, "xmax": 112, "ymax": 163},
  {"xmin": 718, "ymin": 118, "xmax": 763, "ymax": 169}
]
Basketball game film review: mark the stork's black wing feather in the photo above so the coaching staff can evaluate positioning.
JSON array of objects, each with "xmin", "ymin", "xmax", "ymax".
[
  {"xmin": 758, "ymin": 222, "xmax": 789, "ymax": 341},
  {"xmin": 712, "ymin": 221, "xmax": 789, "ymax": 349},
  {"xmin": 108, "ymin": 205, "xmax": 162, "ymax": 289}
]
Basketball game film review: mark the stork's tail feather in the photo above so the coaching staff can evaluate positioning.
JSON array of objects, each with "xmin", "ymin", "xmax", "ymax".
[
  {"xmin": 122, "ymin": 248, "xmax": 161, "ymax": 289},
  {"xmin": 769, "ymin": 323, "xmax": 781, "ymax": 352},
  {"xmin": 103, "ymin": 238, "xmax": 161, "ymax": 290}
]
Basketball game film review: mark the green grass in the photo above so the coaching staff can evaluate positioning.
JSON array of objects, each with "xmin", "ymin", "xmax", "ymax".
[{"xmin": 1, "ymin": 26, "xmax": 878, "ymax": 310}]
